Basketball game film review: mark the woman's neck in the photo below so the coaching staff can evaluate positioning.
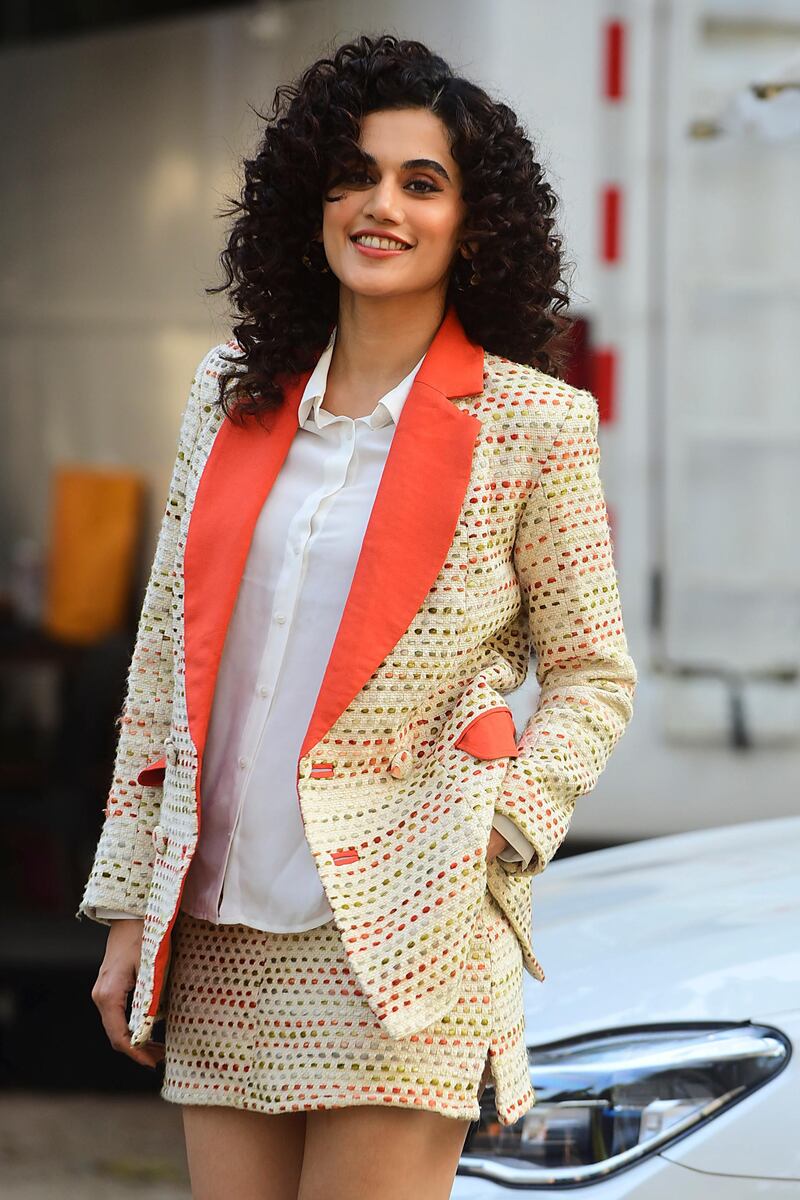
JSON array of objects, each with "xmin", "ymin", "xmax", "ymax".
[{"xmin": 327, "ymin": 289, "xmax": 447, "ymax": 403}]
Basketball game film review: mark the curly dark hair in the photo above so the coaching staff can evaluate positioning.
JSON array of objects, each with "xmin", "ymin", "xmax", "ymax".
[{"xmin": 208, "ymin": 32, "xmax": 576, "ymax": 422}]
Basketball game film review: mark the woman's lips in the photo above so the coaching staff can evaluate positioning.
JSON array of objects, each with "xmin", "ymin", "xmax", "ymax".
[{"xmin": 350, "ymin": 237, "xmax": 413, "ymax": 259}]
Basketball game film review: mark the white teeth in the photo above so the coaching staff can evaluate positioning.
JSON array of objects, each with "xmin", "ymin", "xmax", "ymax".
[{"xmin": 353, "ymin": 235, "xmax": 410, "ymax": 250}]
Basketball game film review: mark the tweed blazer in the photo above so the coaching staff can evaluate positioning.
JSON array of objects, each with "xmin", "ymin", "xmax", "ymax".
[{"xmin": 76, "ymin": 304, "xmax": 637, "ymax": 1046}]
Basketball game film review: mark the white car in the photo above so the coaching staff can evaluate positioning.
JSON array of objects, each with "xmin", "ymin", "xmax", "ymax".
[{"xmin": 455, "ymin": 816, "xmax": 799, "ymax": 1197}]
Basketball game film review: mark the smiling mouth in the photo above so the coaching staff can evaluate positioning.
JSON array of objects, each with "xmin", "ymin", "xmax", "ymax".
[{"xmin": 351, "ymin": 234, "xmax": 413, "ymax": 251}]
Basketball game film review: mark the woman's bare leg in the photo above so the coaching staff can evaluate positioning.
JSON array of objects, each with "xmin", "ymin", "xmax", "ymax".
[
  {"xmin": 298, "ymin": 1107, "xmax": 472, "ymax": 1200},
  {"xmin": 181, "ymin": 1106, "xmax": 306, "ymax": 1200}
]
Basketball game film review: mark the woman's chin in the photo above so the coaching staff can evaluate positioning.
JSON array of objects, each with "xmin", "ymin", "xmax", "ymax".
[{"xmin": 338, "ymin": 274, "xmax": 432, "ymax": 302}]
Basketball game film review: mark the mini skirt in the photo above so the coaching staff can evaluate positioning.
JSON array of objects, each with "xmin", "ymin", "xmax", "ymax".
[{"xmin": 159, "ymin": 887, "xmax": 535, "ymax": 1126}]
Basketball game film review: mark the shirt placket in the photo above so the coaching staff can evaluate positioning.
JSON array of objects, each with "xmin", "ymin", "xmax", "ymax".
[{"xmin": 216, "ymin": 410, "xmax": 359, "ymax": 911}]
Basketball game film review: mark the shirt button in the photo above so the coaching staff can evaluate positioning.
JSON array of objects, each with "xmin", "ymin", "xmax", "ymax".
[
  {"xmin": 238, "ymin": 756, "xmax": 248, "ymax": 769},
  {"xmin": 274, "ymin": 612, "xmax": 286, "ymax": 624},
  {"xmin": 257, "ymin": 684, "xmax": 269, "ymax": 697}
]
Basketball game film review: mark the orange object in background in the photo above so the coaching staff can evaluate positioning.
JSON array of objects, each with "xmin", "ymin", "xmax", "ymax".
[{"xmin": 42, "ymin": 467, "xmax": 145, "ymax": 644}]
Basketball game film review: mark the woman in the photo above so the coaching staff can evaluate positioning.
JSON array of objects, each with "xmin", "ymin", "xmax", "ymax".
[{"xmin": 80, "ymin": 33, "xmax": 637, "ymax": 1200}]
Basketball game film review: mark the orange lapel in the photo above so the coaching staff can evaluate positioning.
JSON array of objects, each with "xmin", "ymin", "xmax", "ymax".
[
  {"xmin": 300, "ymin": 306, "xmax": 484, "ymax": 760},
  {"xmin": 182, "ymin": 367, "xmax": 312, "ymax": 759},
  {"xmin": 183, "ymin": 304, "xmax": 484, "ymax": 777}
]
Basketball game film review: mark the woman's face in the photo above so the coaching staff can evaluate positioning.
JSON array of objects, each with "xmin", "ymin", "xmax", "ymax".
[{"xmin": 319, "ymin": 106, "xmax": 469, "ymax": 301}]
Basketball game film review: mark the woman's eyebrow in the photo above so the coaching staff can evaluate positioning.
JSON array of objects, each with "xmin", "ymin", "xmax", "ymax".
[
  {"xmin": 360, "ymin": 151, "xmax": 452, "ymax": 182},
  {"xmin": 402, "ymin": 157, "xmax": 451, "ymax": 181}
]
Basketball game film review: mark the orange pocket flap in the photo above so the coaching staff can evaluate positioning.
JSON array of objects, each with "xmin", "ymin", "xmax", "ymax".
[
  {"xmin": 137, "ymin": 755, "xmax": 167, "ymax": 787},
  {"xmin": 454, "ymin": 707, "xmax": 520, "ymax": 760}
]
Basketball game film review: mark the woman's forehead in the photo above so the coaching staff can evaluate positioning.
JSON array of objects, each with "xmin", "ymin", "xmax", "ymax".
[{"xmin": 358, "ymin": 108, "xmax": 454, "ymax": 162}]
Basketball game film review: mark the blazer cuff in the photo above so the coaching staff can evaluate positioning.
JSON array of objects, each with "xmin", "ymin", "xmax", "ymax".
[
  {"xmin": 92, "ymin": 907, "xmax": 143, "ymax": 921},
  {"xmin": 492, "ymin": 812, "xmax": 536, "ymax": 868}
]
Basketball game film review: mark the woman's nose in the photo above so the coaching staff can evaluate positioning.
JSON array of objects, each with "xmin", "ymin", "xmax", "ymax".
[{"xmin": 363, "ymin": 180, "xmax": 405, "ymax": 224}]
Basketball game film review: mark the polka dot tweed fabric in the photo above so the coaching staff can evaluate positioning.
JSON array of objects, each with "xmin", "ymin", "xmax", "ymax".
[
  {"xmin": 160, "ymin": 888, "xmax": 533, "ymax": 1125},
  {"xmin": 75, "ymin": 308, "xmax": 637, "ymax": 1052}
]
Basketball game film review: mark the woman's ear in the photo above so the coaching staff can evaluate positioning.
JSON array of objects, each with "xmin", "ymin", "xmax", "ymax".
[{"xmin": 460, "ymin": 239, "xmax": 479, "ymax": 260}]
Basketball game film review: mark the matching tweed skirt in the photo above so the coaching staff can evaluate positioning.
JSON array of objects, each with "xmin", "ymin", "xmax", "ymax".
[{"xmin": 159, "ymin": 888, "xmax": 535, "ymax": 1126}]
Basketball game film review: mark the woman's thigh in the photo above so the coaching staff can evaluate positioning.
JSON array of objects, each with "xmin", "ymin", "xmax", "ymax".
[
  {"xmin": 298, "ymin": 1106, "xmax": 472, "ymax": 1200},
  {"xmin": 181, "ymin": 1105, "xmax": 306, "ymax": 1200}
]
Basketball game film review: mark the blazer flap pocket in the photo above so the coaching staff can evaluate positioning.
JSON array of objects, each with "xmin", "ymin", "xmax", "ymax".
[
  {"xmin": 454, "ymin": 706, "xmax": 519, "ymax": 760},
  {"xmin": 137, "ymin": 755, "xmax": 167, "ymax": 787}
]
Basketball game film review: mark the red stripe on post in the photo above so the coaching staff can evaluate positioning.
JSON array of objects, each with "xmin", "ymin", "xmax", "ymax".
[
  {"xmin": 604, "ymin": 21, "xmax": 625, "ymax": 100},
  {"xmin": 601, "ymin": 185, "xmax": 622, "ymax": 262},
  {"xmin": 591, "ymin": 348, "xmax": 617, "ymax": 424}
]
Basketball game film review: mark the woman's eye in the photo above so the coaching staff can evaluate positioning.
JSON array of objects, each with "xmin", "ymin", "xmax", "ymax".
[
  {"xmin": 331, "ymin": 172, "xmax": 440, "ymax": 192},
  {"xmin": 325, "ymin": 170, "xmax": 370, "ymax": 191},
  {"xmin": 407, "ymin": 179, "xmax": 440, "ymax": 193}
]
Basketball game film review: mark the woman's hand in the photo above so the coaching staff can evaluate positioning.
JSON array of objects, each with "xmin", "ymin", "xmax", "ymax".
[
  {"xmin": 486, "ymin": 828, "xmax": 510, "ymax": 863},
  {"xmin": 91, "ymin": 918, "xmax": 165, "ymax": 1069}
]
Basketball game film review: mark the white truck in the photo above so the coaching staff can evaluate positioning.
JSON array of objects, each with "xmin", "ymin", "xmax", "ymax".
[{"xmin": 494, "ymin": 0, "xmax": 800, "ymax": 843}]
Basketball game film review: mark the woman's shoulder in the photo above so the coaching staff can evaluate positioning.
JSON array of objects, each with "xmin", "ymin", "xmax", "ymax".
[
  {"xmin": 199, "ymin": 338, "xmax": 249, "ymax": 378},
  {"xmin": 184, "ymin": 339, "xmax": 249, "ymax": 415},
  {"xmin": 482, "ymin": 349, "xmax": 599, "ymax": 434},
  {"xmin": 172, "ymin": 341, "xmax": 248, "ymax": 447}
]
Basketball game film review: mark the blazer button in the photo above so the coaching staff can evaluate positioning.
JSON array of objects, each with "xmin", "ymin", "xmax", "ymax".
[
  {"xmin": 165, "ymin": 739, "xmax": 178, "ymax": 766},
  {"xmin": 389, "ymin": 748, "xmax": 411, "ymax": 780},
  {"xmin": 152, "ymin": 824, "xmax": 168, "ymax": 856}
]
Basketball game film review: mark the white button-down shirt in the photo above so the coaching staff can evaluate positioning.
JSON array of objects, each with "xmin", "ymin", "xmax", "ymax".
[{"xmin": 97, "ymin": 328, "xmax": 532, "ymax": 927}]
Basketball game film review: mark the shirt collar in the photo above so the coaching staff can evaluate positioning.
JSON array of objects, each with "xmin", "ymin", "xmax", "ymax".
[{"xmin": 297, "ymin": 326, "xmax": 426, "ymax": 432}]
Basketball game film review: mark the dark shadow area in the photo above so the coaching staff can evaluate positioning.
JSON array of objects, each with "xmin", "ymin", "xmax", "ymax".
[
  {"xmin": 0, "ymin": 614, "xmax": 171, "ymax": 1090},
  {"xmin": 0, "ymin": 0, "xmax": 284, "ymax": 46}
]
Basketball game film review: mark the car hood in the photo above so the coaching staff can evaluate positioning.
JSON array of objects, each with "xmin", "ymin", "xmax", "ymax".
[{"xmin": 523, "ymin": 816, "xmax": 800, "ymax": 1043}]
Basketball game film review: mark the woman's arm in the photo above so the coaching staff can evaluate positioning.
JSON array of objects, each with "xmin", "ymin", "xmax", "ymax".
[
  {"xmin": 75, "ymin": 344, "xmax": 220, "ymax": 924},
  {"xmin": 493, "ymin": 388, "xmax": 637, "ymax": 878}
]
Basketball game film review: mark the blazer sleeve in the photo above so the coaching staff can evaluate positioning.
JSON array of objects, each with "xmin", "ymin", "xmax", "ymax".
[
  {"xmin": 493, "ymin": 388, "xmax": 638, "ymax": 878},
  {"xmin": 74, "ymin": 344, "xmax": 219, "ymax": 926}
]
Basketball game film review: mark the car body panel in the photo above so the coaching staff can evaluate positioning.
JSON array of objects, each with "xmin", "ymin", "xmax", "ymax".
[
  {"xmin": 525, "ymin": 817, "xmax": 800, "ymax": 1039},
  {"xmin": 454, "ymin": 818, "xmax": 799, "ymax": 1195},
  {"xmin": 657, "ymin": 1007, "xmax": 800, "ymax": 1181},
  {"xmin": 452, "ymin": 1154, "xmax": 787, "ymax": 1197}
]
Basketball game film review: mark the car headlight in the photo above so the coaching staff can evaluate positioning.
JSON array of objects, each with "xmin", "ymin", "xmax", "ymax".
[{"xmin": 460, "ymin": 1022, "xmax": 790, "ymax": 1186}]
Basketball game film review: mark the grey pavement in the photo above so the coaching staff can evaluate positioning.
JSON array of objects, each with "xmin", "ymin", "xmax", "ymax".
[{"xmin": 0, "ymin": 1093, "xmax": 191, "ymax": 1199}]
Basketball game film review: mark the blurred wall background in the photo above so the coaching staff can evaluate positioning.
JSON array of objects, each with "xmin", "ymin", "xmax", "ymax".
[{"xmin": 0, "ymin": 0, "xmax": 609, "ymax": 556}]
